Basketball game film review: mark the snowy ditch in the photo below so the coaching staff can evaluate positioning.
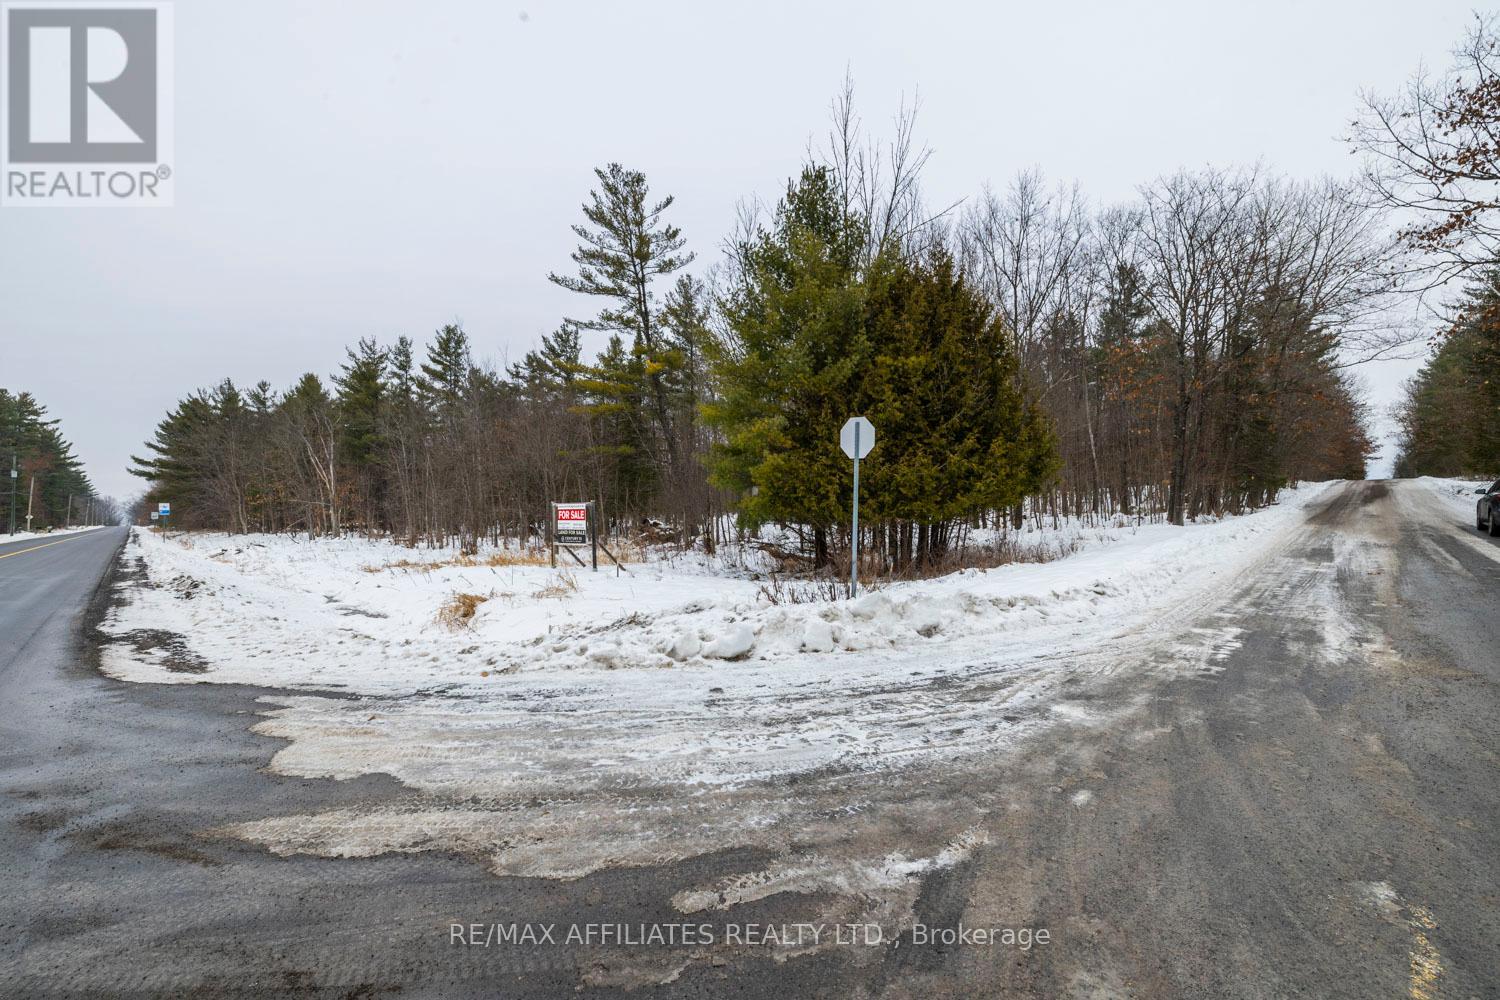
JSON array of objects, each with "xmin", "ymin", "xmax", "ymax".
[{"xmin": 97, "ymin": 483, "xmax": 1337, "ymax": 961}]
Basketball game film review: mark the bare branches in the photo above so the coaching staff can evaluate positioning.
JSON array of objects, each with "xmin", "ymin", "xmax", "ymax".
[
  {"xmin": 816, "ymin": 76, "xmax": 957, "ymax": 264},
  {"xmin": 1351, "ymin": 13, "xmax": 1500, "ymax": 286},
  {"xmin": 959, "ymin": 166, "xmax": 1400, "ymax": 523},
  {"xmin": 958, "ymin": 171, "xmax": 1091, "ymax": 376}
]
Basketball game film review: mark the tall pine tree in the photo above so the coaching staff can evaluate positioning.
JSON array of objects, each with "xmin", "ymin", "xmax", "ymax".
[{"xmin": 549, "ymin": 164, "xmax": 695, "ymax": 504}]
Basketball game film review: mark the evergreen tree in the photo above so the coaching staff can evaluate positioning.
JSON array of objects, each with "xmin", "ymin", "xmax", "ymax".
[
  {"xmin": 507, "ymin": 322, "xmax": 584, "ymax": 402},
  {"xmin": 1394, "ymin": 269, "xmax": 1500, "ymax": 476},
  {"xmin": 130, "ymin": 391, "xmax": 218, "ymax": 518},
  {"xmin": 707, "ymin": 166, "xmax": 1058, "ymax": 568},
  {"xmin": 386, "ymin": 336, "xmax": 418, "ymax": 407},
  {"xmin": 1, "ymin": 389, "xmax": 96, "ymax": 530},
  {"xmin": 577, "ymin": 334, "xmax": 657, "ymax": 514},
  {"xmin": 705, "ymin": 166, "xmax": 867, "ymax": 564},
  {"xmin": 660, "ymin": 275, "xmax": 712, "ymax": 418},
  {"xmin": 381, "ymin": 336, "xmax": 424, "ymax": 541},
  {"xmin": 418, "ymin": 324, "xmax": 475, "ymax": 417},
  {"xmin": 859, "ymin": 248, "xmax": 1057, "ymax": 545},
  {"xmin": 549, "ymin": 163, "xmax": 695, "ymax": 485},
  {"xmin": 334, "ymin": 338, "xmax": 388, "ymax": 469},
  {"xmin": 333, "ymin": 337, "xmax": 388, "ymax": 527}
]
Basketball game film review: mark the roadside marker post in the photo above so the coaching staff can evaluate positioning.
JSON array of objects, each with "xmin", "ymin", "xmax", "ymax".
[
  {"xmin": 590, "ymin": 502, "xmax": 599, "ymax": 573},
  {"xmin": 158, "ymin": 501, "xmax": 171, "ymax": 537},
  {"xmin": 840, "ymin": 416, "xmax": 876, "ymax": 598}
]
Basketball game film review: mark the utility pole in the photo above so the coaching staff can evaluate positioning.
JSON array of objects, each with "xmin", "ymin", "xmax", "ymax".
[
  {"xmin": 7, "ymin": 421, "xmax": 15, "ymax": 536},
  {"xmin": 24, "ymin": 474, "xmax": 34, "ymax": 533},
  {"xmin": 65, "ymin": 493, "xmax": 73, "ymax": 529}
]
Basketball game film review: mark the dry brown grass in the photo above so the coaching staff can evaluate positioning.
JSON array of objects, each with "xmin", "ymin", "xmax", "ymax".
[
  {"xmin": 756, "ymin": 535, "xmax": 1088, "ymax": 603},
  {"xmin": 365, "ymin": 549, "xmax": 552, "ymax": 573},
  {"xmin": 757, "ymin": 574, "xmax": 866, "ymax": 605},
  {"xmin": 609, "ymin": 539, "xmax": 647, "ymax": 563},
  {"xmin": 531, "ymin": 572, "xmax": 579, "ymax": 600},
  {"xmin": 436, "ymin": 591, "xmax": 491, "ymax": 629}
]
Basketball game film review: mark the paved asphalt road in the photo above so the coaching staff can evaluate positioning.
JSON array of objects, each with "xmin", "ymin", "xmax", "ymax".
[{"xmin": 1, "ymin": 483, "xmax": 1498, "ymax": 998}]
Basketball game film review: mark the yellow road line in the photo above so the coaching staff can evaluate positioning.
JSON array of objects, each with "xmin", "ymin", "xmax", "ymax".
[{"xmin": 0, "ymin": 530, "xmax": 103, "ymax": 561}]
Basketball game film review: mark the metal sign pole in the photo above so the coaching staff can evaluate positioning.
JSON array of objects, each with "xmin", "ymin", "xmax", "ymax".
[
  {"xmin": 839, "ymin": 416, "xmax": 876, "ymax": 601},
  {"xmin": 851, "ymin": 423, "xmax": 860, "ymax": 599}
]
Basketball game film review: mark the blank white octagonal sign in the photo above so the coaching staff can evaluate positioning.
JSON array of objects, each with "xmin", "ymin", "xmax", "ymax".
[{"xmin": 840, "ymin": 416, "xmax": 875, "ymax": 460}]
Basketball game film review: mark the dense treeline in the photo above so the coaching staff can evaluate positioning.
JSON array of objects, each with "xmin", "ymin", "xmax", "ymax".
[
  {"xmin": 955, "ymin": 167, "xmax": 1381, "ymax": 524},
  {"xmin": 0, "ymin": 389, "xmax": 113, "ymax": 532},
  {"xmin": 1392, "ymin": 271, "xmax": 1500, "ymax": 477},
  {"xmin": 131, "ymin": 95, "xmax": 1385, "ymax": 570}
]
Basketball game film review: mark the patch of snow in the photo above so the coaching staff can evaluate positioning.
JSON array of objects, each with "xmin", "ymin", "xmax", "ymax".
[
  {"xmin": 671, "ymin": 829, "xmax": 988, "ymax": 914},
  {"xmin": 1415, "ymin": 475, "xmax": 1490, "ymax": 523},
  {"xmin": 702, "ymin": 622, "xmax": 756, "ymax": 660},
  {"xmin": 800, "ymin": 617, "xmax": 836, "ymax": 653},
  {"xmin": 1354, "ymin": 879, "xmax": 1402, "ymax": 921},
  {"xmin": 665, "ymin": 630, "xmax": 701, "ymax": 661}
]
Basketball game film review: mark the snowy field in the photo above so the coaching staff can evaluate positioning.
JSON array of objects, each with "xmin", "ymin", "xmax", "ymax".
[
  {"xmin": 102, "ymin": 483, "xmax": 1336, "ymax": 696},
  {"xmin": 95, "ymin": 484, "xmax": 1346, "ymax": 963}
]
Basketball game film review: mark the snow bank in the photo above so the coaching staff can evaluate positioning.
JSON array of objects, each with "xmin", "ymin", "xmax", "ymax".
[
  {"xmin": 1, "ymin": 524, "xmax": 109, "ymax": 544},
  {"xmin": 1414, "ymin": 475, "xmax": 1491, "ymax": 524},
  {"xmin": 99, "ymin": 482, "xmax": 1337, "ymax": 695}
]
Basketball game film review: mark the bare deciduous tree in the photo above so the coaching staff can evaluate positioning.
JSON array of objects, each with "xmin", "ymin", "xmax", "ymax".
[{"xmin": 1352, "ymin": 13, "xmax": 1500, "ymax": 285}]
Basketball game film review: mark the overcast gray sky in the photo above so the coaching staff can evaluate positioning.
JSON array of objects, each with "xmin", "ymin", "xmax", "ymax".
[{"xmin": 0, "ymin": 0, "xmax": 1480, "ymax": 499}]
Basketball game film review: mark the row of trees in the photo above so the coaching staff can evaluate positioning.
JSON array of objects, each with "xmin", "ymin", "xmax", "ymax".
[
  {"xmin": 1352, "ymin": 15, "xmax": 1500, "ymax": 480},
  {"xmin": 1392, "ymin": 271, "xmax": 1500, "ymax": 477},
  {"xmin": 130, "ymin": 166, "xmax": 724, "ymax": 555},
  {"xmin": 131, "ymin": 90, "xmax": 1393, "ymax": 569},
  {"xmin": 952, "ymin": 167, "xmax": 1384, "ymax": 524},
  {"xmin": 0, "ymin": 389, "xmax": 113, "ymax": 533}
]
